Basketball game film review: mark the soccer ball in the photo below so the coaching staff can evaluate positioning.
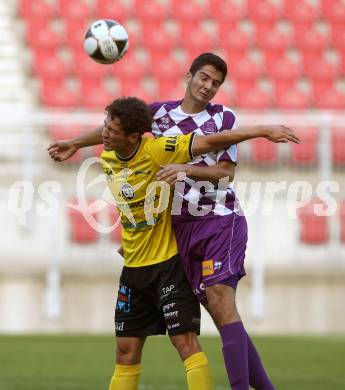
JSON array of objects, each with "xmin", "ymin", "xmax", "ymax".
[{"xmin": 84, "ymin": 19, "xmax": 129, "ymax": 64}]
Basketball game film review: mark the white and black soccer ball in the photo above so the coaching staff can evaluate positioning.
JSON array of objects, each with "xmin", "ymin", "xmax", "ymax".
[{"xmin": 84, "ymin": 19, "xmax": 129, "ymax": 64}]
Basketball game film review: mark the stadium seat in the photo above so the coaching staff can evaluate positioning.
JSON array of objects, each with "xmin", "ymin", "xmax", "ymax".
[
  {"xmin": 298, "ymin": 200, "xmax": 329, "ymax": 244},
  {"xmin": 40, "ymin": 80, "xmax": 80, "ymax": 108},
  {"xmin": 19, "ymin": 0, "xmax": 56, "ymax": 19},
  {"xmin": 295, "ymin": 30, "xmax": 329, "ymax": 58},
  {"xmin": 231, "ymin": 59, "xmax": 264, "ymax": 92},
  {"xmin": 290, "ymin": 127, "xmax": 319, "ymax": 166},
  {"xmin": 321, "ymin": 0, "xmax": 345, "ymax": 24},
  {"xmin": 72, "ymin": 50, "xmax": 107, "ymax": 79},
  {"xmin": 172, "ymin": 1, "xmax": 206, "ymax": 35},
  {"xmin": 135, "ymin": 0, "xmax": 169, "ymax": 29},
  {"xmin": 32, "ymin": 52, "xmax": 71, "ymax": 79},
  {"xmin": 248, "ymin": 0, "xmax": 281, "ymax": 26},
  {"xmin": 283, "ymin": 0, "xmax": 320, "ymax": 23},
  {"xmin": 340, "ymin": 201, "xmax": 345, "ymax": 243},
  {"xmin": 221, "ymin": 29, "xmax": 253, "ymax": 52},
  {"xmin": 275, "ymin": 89, "xmax": 311, "ymax": 109},
  {"xmin": 332, "ymin": 128, "xmax": 345, "ymax": 166},
  {"xmin": 109, "ymin": 55, "xmax": 148, "ymax": 81},
  {"xmin": 270, "ymin": 59, "xmax": 301, "ymax": 96},
  {"xmin": 65, "ymin": 21, "xmax": 91, "ymax": 51},
  {"xmin": 237, "ymin": 88, "xmax": 273, "ymax": 109},
  {"xmin": 96, "ymin": 0, "xmax": 132, "ymax": 21},
  {"xmin": 58, "ymin": 0, "xmax": 94, "ymax": 20},
  {"xmin": 208, "ymin": 0, "xmax": 247, "ymax": 22},
  {"xmin": 250, "ymin": 138, "xmax": 278, "ymax": 164},
  {"xmin": 183, "ymin": 31, "xmax": 218, "ymax": 59},
  {"xmin": 68, "ymin": 198, "xmax": 99, "ymax": 244},
  {"xmin": 26, "ymin": 23, "xmax": 63, "ymax": 54},
  {"xmin": 80, "ymin": 85, "xmax": 113, "ymax": 110},
  {"xmin": 314, "ymin": 90, "xmax": 345, "ymax": 110},
  {"xmin": 158, "ymin": 83, "xmax": 185, "ymax": 101},
  {"xmin": 261, "ymin": 31, "xmax": 294, "ymax": 69}
]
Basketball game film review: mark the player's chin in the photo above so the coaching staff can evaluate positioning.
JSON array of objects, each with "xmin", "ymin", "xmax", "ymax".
[{"xmin": 103, "ymin": 142, "xmax": 113, "ymax": 151}]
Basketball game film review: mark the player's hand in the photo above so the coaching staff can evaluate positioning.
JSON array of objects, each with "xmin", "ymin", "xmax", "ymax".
[
  {"xmin": 262, "ymin": 125, "xmax": 300, "ymax": 144},
  {"xmin": 157, "ymin": 164, "xmax": 188, "ymax": 185},
  {"xmin": 47, "ymin": 140, "xmax": 78, "ymax": 162}
]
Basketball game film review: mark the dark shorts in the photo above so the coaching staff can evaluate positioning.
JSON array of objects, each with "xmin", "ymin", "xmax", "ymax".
[
  {"xmin": 172, "ymin": 213, "xmax": 248, "ymax": 305},
  {"xmin": 114, "ymin": 255, "xmax": 201, "ymax": 337}
]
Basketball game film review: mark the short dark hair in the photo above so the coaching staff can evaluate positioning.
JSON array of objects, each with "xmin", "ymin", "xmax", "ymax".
[
  {"xmin": 189, "ymin": 52, "xmax": 227, "ymax": 83},
  {"xmin": 105, "ymin": 97, "xmax": 153, "ymax": 135}
]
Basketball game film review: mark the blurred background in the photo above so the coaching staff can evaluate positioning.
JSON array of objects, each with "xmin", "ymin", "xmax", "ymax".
[{"xmin": 0, "ymin": 0, "xmax": 344, "ymax": 337}]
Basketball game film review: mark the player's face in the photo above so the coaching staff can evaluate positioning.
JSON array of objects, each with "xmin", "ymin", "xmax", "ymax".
[
  {"xmin": 186, "ymin": 65, "xmax": 223, "ymax": 104},
  {"xmin": 102, "ymin": 116, "xmax": 138, "ymax": 152}
]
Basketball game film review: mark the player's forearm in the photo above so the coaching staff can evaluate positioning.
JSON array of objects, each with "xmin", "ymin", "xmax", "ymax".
[
  {"xmin": 186, "ymin": 164, "xmax": 234, "ymax": 183},
  {"xmin": 192, "ymin": 126, "xmax": 264, "ymax": 156},
  {"xmin": 72, "ymin": 126, "xmax": 103, "ymax": 149}
]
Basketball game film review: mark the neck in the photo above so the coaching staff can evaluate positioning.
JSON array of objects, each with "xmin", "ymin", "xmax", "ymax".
[
  {"xmin": 180, "ymin": 93, "xmax": 207, "ymax": 114},
  {"xmin": 115, "ymin": 140, "xmax": 141, "ymax": 160}
]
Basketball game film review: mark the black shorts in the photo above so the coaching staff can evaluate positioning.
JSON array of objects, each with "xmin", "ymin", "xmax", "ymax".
[{"xmin": 114, "ymin": 255, "xmax": 201, "ymax": 337}]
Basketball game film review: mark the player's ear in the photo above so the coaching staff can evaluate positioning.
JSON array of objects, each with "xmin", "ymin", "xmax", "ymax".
[{"xmin": 186, "ymin": 72, "xmax": 192, "ymax": 84}]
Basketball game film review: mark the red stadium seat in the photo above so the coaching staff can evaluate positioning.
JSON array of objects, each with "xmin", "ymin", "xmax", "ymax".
[
  {"xmin": 283, "ymin": 0, "xmax": 320, "ymax": 23},
  {"xmin": 321, "ymin": 0, "xmax": 345, "ymax": 24},
  {"xmin": 275, "ymin": 89, "xmax": 311, "ymax": 109},
  {"xmin": 340, "ymin": 201, "xmax": 345, "ymax": 243},
  {"xmin": 314, "ymin": 90, "xmax": 345, "ymax": 110},
  {"xmin": 251, "ymin": 138, "xmax": 278, "ymax": 164},
  {"xmin": 58, "ymin": 0, "xmax": 94, "ymax": 20},
  {"xmin": 221, "ymin": 29, "xmax": 253, "ymax": 52},
  {"xmin": 290, "ymin": 127, "xmax": 319, "ymax": 166},
  {"xmin": 68, "ymin": 198, "xmax": 99, "ymax": 244},
  {"xmin": 231, "ymin": 59, "xmax": 264, "ymax": 93},
  {"xmin": 72, "ymin": 50, "xmax": 108, "ymax": 79},
  {"xmin": 65, "ymin": 21, "xmax": 90, "ymax": 51},
  {"xmin": 298, "ymin": 200, "xmax": 329, "ymax": 244},
  {"xmin": 40, "ymin": 79, "xmax": 80, "ymax": 108},
  {"xmin": 158, "ymin": 83, "xmax": 185, "ymax": 101},
  {"xmin": 172, "ymin": 1, "xmax": 205, "ymax": 35},
  {"xmin": 237, "ymin": 88, "xmax": 272, "ymax": 109},
  {"xmin": 80, "ymin": 84, "xmax": 113, "ymax": 110},
  {"xmin": 269, "ymin": 59, "xmax": 301, "ymax": 96},
  {"xmin": 248, "ymin": 0, "xmax": 281, "ymax": 25},
  {"xmin": 261, "ymin": 31, "xmax": 294, "ymax": 69},
  {"xmin": 208, "ymin": 0, "xmax": 247, "ymax": 22},
  {"xmin": 26, "ymin": 23, "xmax": 63, "ymax": 54},
  {"xmin": 109, "ymin": 56, "xmax": 148, "ymax": 81},
  {"xmin": 20, "ymin": 0, "xmax": 56, "ymax": 19},
  {"xmin": 96, "ymin": 0, "xmax": 132, "ymax": 21},
  {"xmin": 295, "ymin": 30, "xmax": 328, "ymax": 57},
  {"xmin": 183, "ymin": 31, "xmax": 218, "ymax": 59},
  {"xmin": 32, "ymin": 52, "xmax": 71, "ymax": 79},
  {"xmin": 332, "ymin": 128, "xmax": 345, "ymax": 166},
  {"xmin": 135, "ymin": 0, "xmax": 169, "ymax": 25}
]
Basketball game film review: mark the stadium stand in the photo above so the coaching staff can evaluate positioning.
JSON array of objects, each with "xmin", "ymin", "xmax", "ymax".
[
  {"xmin": 298, "ymin": 199, "xmax": 329, "ymax": 244},
  {"xmin": 17, "ymin": 0, "xmax": 345, "ymax": 110},
  {"xmin": 68, "ymin": 198, "xmax": 99, "ymax": 244}
]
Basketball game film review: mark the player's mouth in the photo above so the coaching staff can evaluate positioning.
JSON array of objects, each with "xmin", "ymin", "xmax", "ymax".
[{"xmin": 199, "ymin": 91, "xmax": 209, "ymax": 99}]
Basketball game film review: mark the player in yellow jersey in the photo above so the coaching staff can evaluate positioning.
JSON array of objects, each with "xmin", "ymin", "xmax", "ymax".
[{"xmin": 48, "ymin": 97, "xmax": 298, "ymax": 390}]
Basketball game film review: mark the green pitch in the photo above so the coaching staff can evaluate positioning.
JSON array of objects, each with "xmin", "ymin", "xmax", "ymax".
[{"xmin": 0, "ymin": 335, "xmax": 344, "ymax": 390}]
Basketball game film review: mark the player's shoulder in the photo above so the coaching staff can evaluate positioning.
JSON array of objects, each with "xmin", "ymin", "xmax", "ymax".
[
  {"xmin": 148, "ymin": 100, "xmax": 182, "ymax": 117},
  {"xmin": 208, "ymin": 102, "xmax": 237, "ymax": 129}
]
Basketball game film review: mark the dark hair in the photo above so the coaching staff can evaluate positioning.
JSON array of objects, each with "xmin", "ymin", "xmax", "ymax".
[
  {"xmin": 105, "ymin": 97, "xmax": 153, "ymax": 135},
  {"xmin": 189, "ymin": 52, "xmax": 227, "ymax": 83}
]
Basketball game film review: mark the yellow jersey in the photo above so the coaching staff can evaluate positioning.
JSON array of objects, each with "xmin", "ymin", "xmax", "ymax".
[{"xmin": 100, "ymin": 133, "xmax": 195, "ymax": 267}]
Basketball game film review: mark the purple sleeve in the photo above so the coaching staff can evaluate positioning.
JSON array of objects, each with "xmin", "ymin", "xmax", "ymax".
[{"xmin": 147, "ymin": 101, "xmax": 163, "ymax": 116}]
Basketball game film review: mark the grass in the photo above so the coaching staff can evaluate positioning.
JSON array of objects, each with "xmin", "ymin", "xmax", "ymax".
[{"xmin": 0, "ymin": 335, "xmax": 344, "ymax": 389}]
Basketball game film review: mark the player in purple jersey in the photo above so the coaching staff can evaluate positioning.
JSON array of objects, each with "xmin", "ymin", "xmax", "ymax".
[{"xmin": 47, "ymin": 53, "xmax": 294, "ymax": 390}]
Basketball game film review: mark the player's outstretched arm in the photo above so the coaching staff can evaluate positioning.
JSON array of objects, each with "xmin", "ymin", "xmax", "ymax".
[
  {"xmin": 47, "ymin": 126, "xmax": 103, "ymax": 162},
  {"xmin": 191, "ymin": 125, "xmax": 299, "ymax": 157}
]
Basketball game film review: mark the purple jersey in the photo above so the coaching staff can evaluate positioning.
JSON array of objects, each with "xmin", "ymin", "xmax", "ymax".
[{"xmin": 149, "ymin": 100, "xmax": 240, "ymax": 219}]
